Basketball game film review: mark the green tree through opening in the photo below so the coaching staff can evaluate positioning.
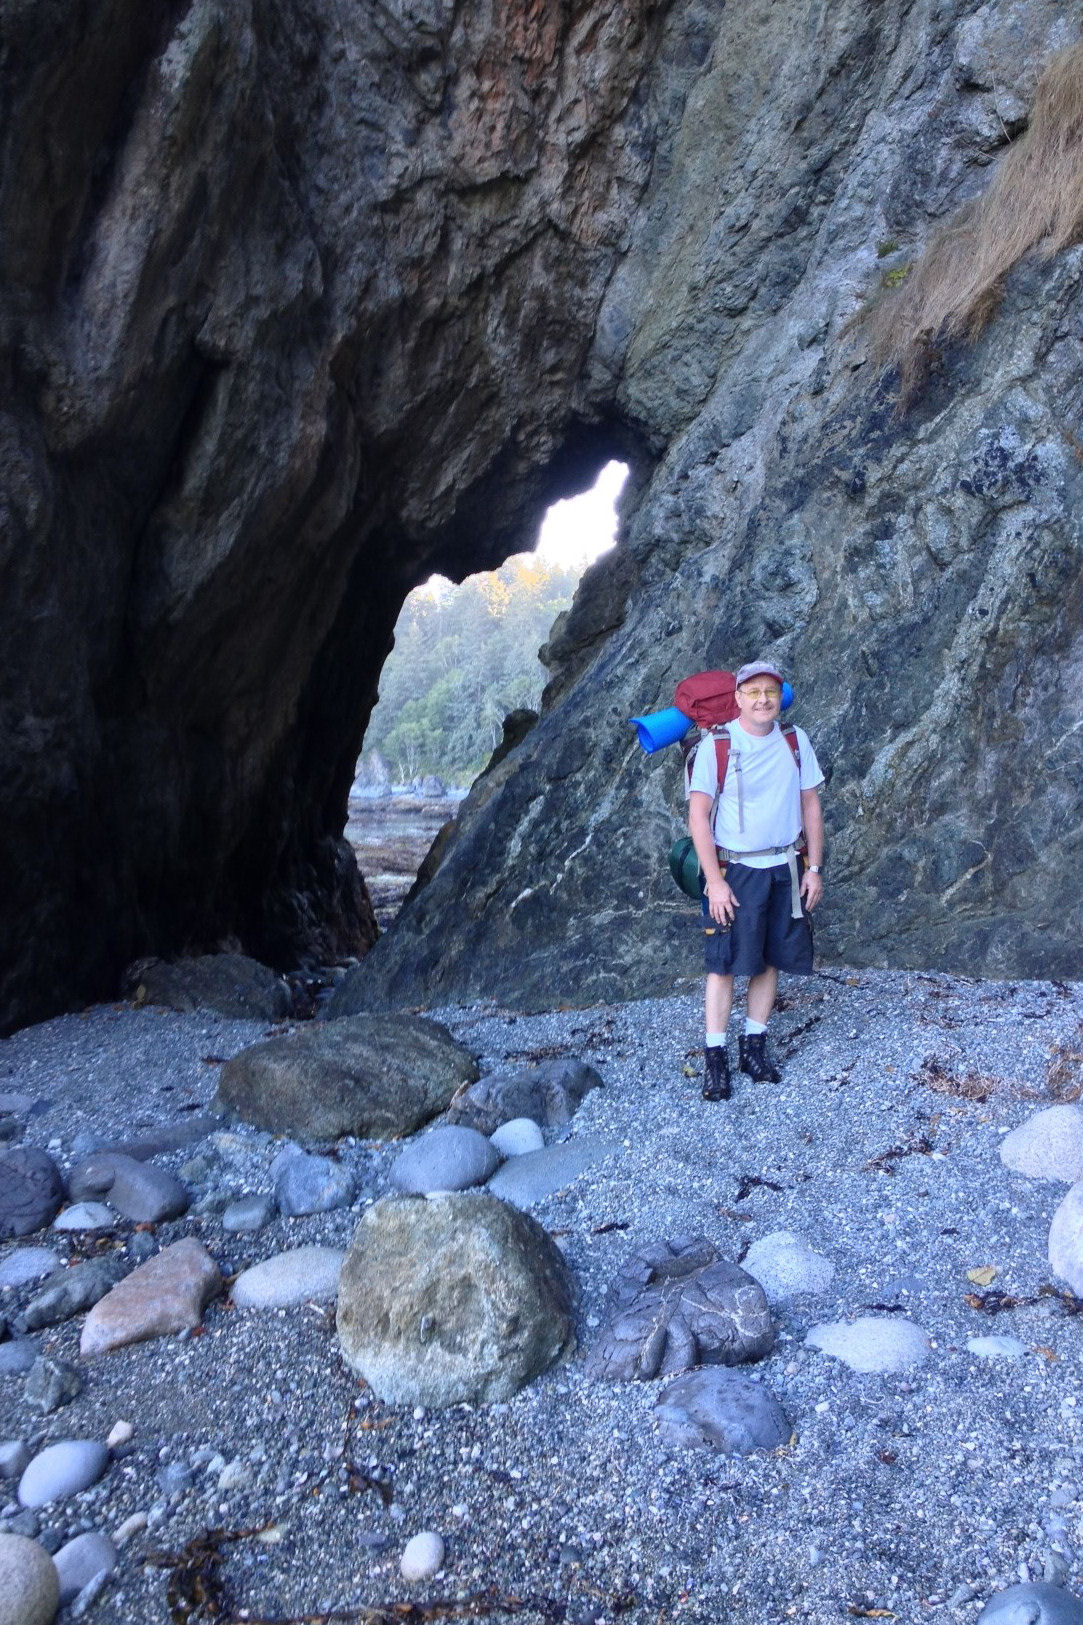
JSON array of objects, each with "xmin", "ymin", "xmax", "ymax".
[{"xmin": 363, "ymin": 555, "xmax": 580, "ymax": 786}]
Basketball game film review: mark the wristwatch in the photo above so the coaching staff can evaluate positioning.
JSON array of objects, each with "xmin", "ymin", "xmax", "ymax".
[{"xmin": 807, "ymin": 864, "xmax": 823, "ymax": 874}]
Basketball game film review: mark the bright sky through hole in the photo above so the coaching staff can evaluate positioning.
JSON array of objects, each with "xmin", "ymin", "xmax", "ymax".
[
  {"xmin": 532, "ymin": 459, "xmax": 629, "ymax": 571},
  {"xmin": 418, "ymin": 460, "xmax": 629, "ymax": 597}
]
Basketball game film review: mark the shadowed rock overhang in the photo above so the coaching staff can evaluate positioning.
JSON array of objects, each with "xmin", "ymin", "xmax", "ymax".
[{"xmin": 2, "ymin": 0, "xmax": 1082, "ymax": 1032}]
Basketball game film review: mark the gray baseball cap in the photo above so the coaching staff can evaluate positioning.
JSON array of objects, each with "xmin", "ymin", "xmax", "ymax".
[{"xmin": 735, "ymin": 660, "xmax": 784, "ymax": 686}]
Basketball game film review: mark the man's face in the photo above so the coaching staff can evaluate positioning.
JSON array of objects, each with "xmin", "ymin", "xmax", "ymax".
[{"xmin": 735, "ymin": 677, "xmax": 782, "ymax": 732}]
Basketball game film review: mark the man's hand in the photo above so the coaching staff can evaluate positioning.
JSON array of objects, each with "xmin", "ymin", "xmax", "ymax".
[
  {"xmin": 800, "ymin": 868, "xmax": 824, "ymax": 913},
  {"xmin": 705, "ymin": 874, "xmax": 739, "ymax": 925}
]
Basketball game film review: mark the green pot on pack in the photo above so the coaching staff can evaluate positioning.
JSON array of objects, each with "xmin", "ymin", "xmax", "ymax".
[{"xmin": 668, "ymin": 836, "xmax": 704, "ymax": 901}]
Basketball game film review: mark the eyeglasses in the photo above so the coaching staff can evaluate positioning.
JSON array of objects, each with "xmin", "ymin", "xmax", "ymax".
[{"xmin": 740, "ymin": 687, "xmax": 781, "ymax": 701}]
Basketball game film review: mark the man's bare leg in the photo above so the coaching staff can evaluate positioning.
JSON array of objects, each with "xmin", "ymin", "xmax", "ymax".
[
  {"xmin": 741, "ymin": 966, "xmax": 781, "ymax": 1082},
  {"xmin": 702, "ymin": 972, "xmax": 734, "ymax": 1100},
  {"xmin": 746, "ymin": 967, "xmax": 778, "ymax": 1025},
  {"xmin": 706, "ymin": 972, "xmax": 734, "ymax": 1034}
]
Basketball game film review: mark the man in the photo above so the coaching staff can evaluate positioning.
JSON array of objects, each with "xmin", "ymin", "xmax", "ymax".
[{"xmin": 687, "ymin": 660, "xmax": 825, "ymax": 1101}]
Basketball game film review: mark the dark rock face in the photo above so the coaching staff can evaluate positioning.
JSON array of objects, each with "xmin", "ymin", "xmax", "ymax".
[
  {"xmin": 343, "ymin": 1, "xmax": 1083, "ymax": 1010},
  {"xmin": 0, "ymin": 0, "xmax": 660, "ymax": 1031},
  {"xmin": 2, "ymin": 0, "xmax": 1082, "ymax": 1028}
]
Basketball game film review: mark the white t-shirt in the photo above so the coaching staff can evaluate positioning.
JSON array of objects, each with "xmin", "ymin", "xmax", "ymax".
[{"xmin": 688, "ymin": 720, "xmax": 824, "ymax": 867}]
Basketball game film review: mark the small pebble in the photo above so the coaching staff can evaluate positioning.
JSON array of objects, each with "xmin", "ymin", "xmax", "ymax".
[
  {"xmin": 400, "ymin": 1530, "xmax": 445, "ymax": 1582},
  {"xmin": 113, "ymin": 1511, "xmax": 148, "ymax": 1546}
]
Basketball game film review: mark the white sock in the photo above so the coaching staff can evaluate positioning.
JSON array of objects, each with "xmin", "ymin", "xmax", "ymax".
[
  {"xmin": 705, "ymin": 1032, "xmax": 725, "ymax": 1048},
  {"xmin": 744, "ymin": 1019, "xmax": 767, "ymax": 1036}
]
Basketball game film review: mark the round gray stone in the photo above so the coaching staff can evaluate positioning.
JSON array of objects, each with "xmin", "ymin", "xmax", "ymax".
[
  {"xmin": 231, "ymin": 1246, "xmax": 345, "ymax": 1309},
  {"xmin": 18, "ymin": 1441, "xmax": 109, "ymax": 1508},
  {"xmin": 0, "ymin": 1249, "xmax": 61, "ymax": 1289},
  {"xmin": 741, "ymin": 1229, "xmax": 835, "ymax": 1303},
  {"xmin": 654, "ymin": 1367, "xmax": 791, "ymax": 1455},
  {"xmin": 274, "ymin": 1151, "xmax": 356, "ymax": 1217},
  {"xmin": 0, "ymin": 1149, "xmax": 64, "ymax": 1238},
  {"xmin": 390, "ymin": 1126, "xmax": 500, "ymax": 1194},
  {"xmin": 221, "ymin": 1194, "xmax": 275, "ymax": 1234},
  {"xmin": 53, "ymin": 1531, "xmax": 117, "ymax": 1604},
  {"xmin": 489, "ymin": 1119, "xmax": 545, "ymax": 1157},
  {"xmin": 805, "ymin": 1316, "xmax": 931, "ymax": 1373},
  {"xmin": 337, "ymin": 1192, "xmax": 574, "ymax": 1407},
  {"xmin": 0, "ymin": 1339, "xmax": 41, "ymax": 1377},
  {"xmin": 977, "ymin": 1582, "xmax": 1083, "ymax": 1623},
  {"xmin": 1000, "ymin": 1106, "xmax": 1083, "ymax": 1184},
  {"xmin": 0, "ymin": 1532, "xmax": 59, "ymax": 1625},
  {"xmin": 53, "ymin": 1203, "xmax": 116, "ymax": 1232},
  {"xmin": 1049, "ymin": 1182, "xmax": 1083, "ymax": 1295},
  {"xmin": 0, "ymin": 1440, "xmax": 31, "ymax": 1479}
]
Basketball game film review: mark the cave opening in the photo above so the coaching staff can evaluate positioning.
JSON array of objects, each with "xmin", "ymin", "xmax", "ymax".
[{"xmin": 350, "ymin": 461, "xmax": 630, "ymax": 928}]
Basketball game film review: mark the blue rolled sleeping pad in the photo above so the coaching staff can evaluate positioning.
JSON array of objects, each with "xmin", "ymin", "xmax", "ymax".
[{"xmin": 630, "ymin": 682, "xmax": 794, "ymax": 752}]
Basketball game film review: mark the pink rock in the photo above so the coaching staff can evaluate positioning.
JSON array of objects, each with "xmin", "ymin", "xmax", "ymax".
[{"xmin": 80, "ymin": 1240, "xmax": 221, "ymax": 1356}]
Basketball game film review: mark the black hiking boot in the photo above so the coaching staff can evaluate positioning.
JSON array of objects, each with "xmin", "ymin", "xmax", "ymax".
[
  {"xmin": 739, "ymin": 1033, "xmax": 781, "ymax": 1083},
  {"xmin": 702, "ymin": 1045, "xmax": 731, "ymax": 1101}
]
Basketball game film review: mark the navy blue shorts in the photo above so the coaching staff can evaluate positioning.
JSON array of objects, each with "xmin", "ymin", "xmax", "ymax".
[{"xmin": 701, "ymin": 862, "xmax": 814, "ymax": 977}]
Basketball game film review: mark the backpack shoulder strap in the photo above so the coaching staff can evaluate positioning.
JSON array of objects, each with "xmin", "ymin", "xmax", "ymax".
[
  {"xmin": 782, "ymin": 723, "xmax": 801, "ymax": 773},
  {"xmin": 712, "ymin": 726, "xmax": 731, "ymax": 793}
]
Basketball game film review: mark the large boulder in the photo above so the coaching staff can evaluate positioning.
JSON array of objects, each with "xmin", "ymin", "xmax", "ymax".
[
  {"xmin": 214, "ymin": 1014, "xmax": 479, "ymax": 1140},
  {"xmin": 336, "ymin": 1192, "xmax": 575, "ymax": 1407},
  {"xmin": 586, "ymin": 1236, "xmax": 774, "ymax": 1381},
  {"xmin": 0, "ymin": 1532, "xmax": 59, "ymax": 1625},
  {"xmin": 125, "ymin": 953, "xmax": 292, "ymax": 1019}
]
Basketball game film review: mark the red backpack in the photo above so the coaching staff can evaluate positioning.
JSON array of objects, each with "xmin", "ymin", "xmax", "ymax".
[{"xmin": 673, "ymin": 669, "xmax": 801, "ymax": 802}]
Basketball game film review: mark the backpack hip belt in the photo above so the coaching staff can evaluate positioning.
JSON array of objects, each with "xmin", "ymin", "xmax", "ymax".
[{"xmin": 715, "ymin": 839, "xmax": 806, "ymax": 920}]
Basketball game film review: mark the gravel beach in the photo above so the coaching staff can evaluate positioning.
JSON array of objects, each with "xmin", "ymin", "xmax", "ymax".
[{"xmin": 2, "ymin": 964, "xmax": 1083, "ymax": 1624}]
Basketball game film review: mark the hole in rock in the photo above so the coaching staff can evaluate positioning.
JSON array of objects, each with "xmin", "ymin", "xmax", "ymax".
[{"xmin": 349, "ymin": 461, "xmax": 629, "ymax": 927}]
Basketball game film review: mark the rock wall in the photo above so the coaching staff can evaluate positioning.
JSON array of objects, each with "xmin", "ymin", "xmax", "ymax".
[
  {"xmin": 349, "ymin": 0, "xmax": 1083, "ymax": 1011},
  {"xmin": 2, "ymin": 0, "xmax": 1081, "ymax": 1029},
  {"xmin": 0, "ymin": 0, "xmax": 661, "ymax": 1029}
]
